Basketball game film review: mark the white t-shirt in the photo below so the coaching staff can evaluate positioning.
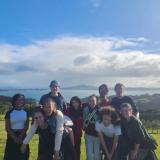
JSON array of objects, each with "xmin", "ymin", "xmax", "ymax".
[
  {"xmin": 95, "ymin": 121, "xmax": 121, "ymax": 137},
  {"xmin": 5, "ymin": 108, "xmax": 29, "ymax": 130}
]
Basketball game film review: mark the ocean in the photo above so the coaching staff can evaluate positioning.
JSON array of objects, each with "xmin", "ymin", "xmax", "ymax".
[{"xmin": 0, "ymin": 88, "xmax": 160, "ymax": 102}]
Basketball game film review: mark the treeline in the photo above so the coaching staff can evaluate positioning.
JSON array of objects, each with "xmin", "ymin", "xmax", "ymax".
[
  {"xmin": 0, "ymin": 95, "xmax": 36, "ymax": 115},
  {"xmin": 0, "ymin": 94, "xmax": 160, "ymax": 119}
]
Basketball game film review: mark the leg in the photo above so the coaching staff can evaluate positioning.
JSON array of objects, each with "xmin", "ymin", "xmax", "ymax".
[
  {"xmin": 85, "ymin": 134, "xmax": 94, "ymax": 160},
  {"xmin": 115, "ymin": 135, "xmax": 129, "ymax": 160},
  {"xmin": 75, "ymin": 139, "xmax": 81, "ymax": 160},
  {"xmin": 93, "ymin": 136, "xmax": 101, "ymax": 160}
]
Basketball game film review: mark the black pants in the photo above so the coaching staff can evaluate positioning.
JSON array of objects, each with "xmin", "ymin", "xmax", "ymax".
[
  {"xmin": 3, "ymin": 132, "xmax": 29, "ymax": 160},
  {"xmin": 113, "ymin": 135, "xmax": 129, "ymax": 160},
  {"xmin": 60, "ymin": 132, "xmax": 76, "ymax": 160},
  {"xmin": 74, "ymin": 139, "xmax": 81, "ymax": 160}
]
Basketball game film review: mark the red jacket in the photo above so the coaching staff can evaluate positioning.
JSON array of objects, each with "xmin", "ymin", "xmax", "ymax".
[{"xmin": 65, "ymin": 106, "xmax": 83, "ymax": 144}]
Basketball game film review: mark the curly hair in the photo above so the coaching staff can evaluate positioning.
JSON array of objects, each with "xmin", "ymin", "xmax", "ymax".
[{"xmin": 100, "ymin": 107, "xmax": 120, "ymax": 125}]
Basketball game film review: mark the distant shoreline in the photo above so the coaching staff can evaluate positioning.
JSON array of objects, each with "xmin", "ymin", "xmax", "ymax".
[{"xmin": 1, "ymin": 86, "xmax": 160, "ymax": 92}]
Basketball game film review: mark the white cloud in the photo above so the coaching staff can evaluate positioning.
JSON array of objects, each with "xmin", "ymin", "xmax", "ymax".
[{"xmin": 0, "ymin": 36, "xmax": 160, "ymax": 88}]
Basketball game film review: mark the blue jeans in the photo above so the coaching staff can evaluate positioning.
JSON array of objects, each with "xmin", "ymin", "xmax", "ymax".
[{"xmin": 85, "ymin": 134, "xmax": 101, "ymax": 160}]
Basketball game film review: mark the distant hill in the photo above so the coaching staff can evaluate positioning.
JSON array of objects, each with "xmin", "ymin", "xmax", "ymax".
[
  {"xmin": 63, "ymin": 85, "xmax": 97, "ymax": 90},
  {"xmin": 0, "ymin": 85, "xmax": 160, "ymax": 91}
]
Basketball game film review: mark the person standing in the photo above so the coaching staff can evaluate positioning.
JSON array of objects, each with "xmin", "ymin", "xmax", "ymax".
[
  {"xmin": 4, "ymin": 94, "xmax": 29, "ymax": 160},
  {"xmin": 111, "ymin": 83, "xmax": 139, "ymax": 117},
  {"xmin": 83, "ymin": 95, "xmax": 101, "ymax": 160},
  {"xmin": 65, "ymin": 96, "xmax": 83, "ymax": 160},
  {"xmin": 98, "ymin": 84, "xmax": 111, "ymax": 108},
  {"xmin": 39, "ymin": 80, "xmax": 67, "ymax": 113},
  {"xmin": 111, "ymin": 83, "xmax": 139, "ymax": 160}
]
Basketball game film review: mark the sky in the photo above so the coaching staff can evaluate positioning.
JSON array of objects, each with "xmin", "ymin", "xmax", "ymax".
[{"xmin": 0, "ymin": 0, "xmax": 160, "ymax": 88}]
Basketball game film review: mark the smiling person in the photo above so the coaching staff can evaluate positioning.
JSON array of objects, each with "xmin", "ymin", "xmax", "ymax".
[
  {"xmin": 111, "ymin": 83, "xmax": 140, "ymax": 160},
  {"xmin": 83, "ymin": 95, "xmax": 100, "ymax": 160},
  {"xmin": 32, "ymin": 107, "xmax": 56, "ymax": 160},
  {"xmin": 39, "ymin": 80, "xmax": 67, "ymax": 113},
  {"xmin": 21, "ymin": 98, "xmax": 64, "ymax": 160},
  {"xmin": 65, "ymin": 96, "xmax": 83, "ymax": 160},
  {"xmin": 98, "ymin": 84, "xmax": 111, "ymax": 108},
  {"xmin": 4, "ymin": 94, "xmax": 29, "ymax": 160},
  {"xmin": 120, "ymin": 103, "xmax": 158, "ymax": 160},
  {"xmin": 96, "ymin": 107, "xmax": 121, "ymax": 160},
  {"xmin": 111, "ymin": 83, "xmax": 139, "ymax": 118}
]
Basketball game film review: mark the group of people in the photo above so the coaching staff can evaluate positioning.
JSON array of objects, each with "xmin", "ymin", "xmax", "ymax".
[{"xmin": 3, "ymin": 80, "xmax": 158, "ymax": 160}]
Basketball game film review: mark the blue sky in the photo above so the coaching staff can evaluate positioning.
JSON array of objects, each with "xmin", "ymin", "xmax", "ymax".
[
  {"xmin": 1, "ymin": 0, "xmax": 160, "ymax": 44},
  {"xmin": 0, "ymin": 0, "xmax": 160, "ymax": 88}
]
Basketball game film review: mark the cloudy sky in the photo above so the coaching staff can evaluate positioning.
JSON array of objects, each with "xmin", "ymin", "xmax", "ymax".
[{"xmin": 0, "ymin": 0, "xmax": 160, "ymax": 88}]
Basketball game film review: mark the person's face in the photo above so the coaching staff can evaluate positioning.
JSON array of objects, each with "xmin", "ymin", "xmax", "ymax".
[
  {"xmin": 121, "ymin": 107, "xmax": 132, "ymax": 119},
  {"xmin": 89, "ymin": 96, "xmax": 97, "ymax": 108},
  {"xmin": 34, "ymin": 112, "xmax": 45, "ymax": 126},
  {"xmin": 102, "ymin": 114, "xmax": 112, "ymax": 125},
  {"xmin": 71, "ymin": 100, "xmax": 80, "ymax": 110},
  {"xmin": 115, "ymin": 85, "xmax": 123, "ymax": 96},
  {"xmin": 50, "ymin": 85, "xmax": 59, "ymax": 94},
  {"xmin": 43, "ymin": 101, "xmax": 55, "ymax": 116},
  {"xmin": 99, "ymin": 86, "xmax": 108, "ymax": 97},
  {"xmin": 15, "ymin": 97, "xmax": 25, "ymax": 107}
]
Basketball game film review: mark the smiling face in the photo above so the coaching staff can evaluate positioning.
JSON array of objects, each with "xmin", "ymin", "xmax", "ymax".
[
  {"xmin": 102, "ymin": 114, "xmax": 112, "ymax": 125},
  {"xmin": 89, "ymin": 96, "xmax": 97, "ymax": 108},
  {"xmin": 43, "ymin": 100, "xmax": 57, "ymax": 116},
  {"xmin": 99, "ymin": 85, "xmax": 108, "ymax": 97},
  {"xmin": 50, "ymin": 85, "xmax": 60, "ymax": 95},
  {"xmin": 14, "ymin": 96, "xmax": 25, "ymax": 108},
  {"xmin": 34, "ymin": 112, "xmax": 45, "ymax": 126},
  {"xmin": 121, "ymin": 105, "xmax": 132, "ymax": 119}
]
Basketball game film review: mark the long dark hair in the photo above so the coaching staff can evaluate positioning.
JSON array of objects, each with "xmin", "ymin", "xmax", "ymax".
[
  {"xmin": 70, "ymin": 96, "xmax": 82, "ymax": 115},
  {"xmin": 12, "ymin": 93, "xmax": 25, "ymax": 107}
]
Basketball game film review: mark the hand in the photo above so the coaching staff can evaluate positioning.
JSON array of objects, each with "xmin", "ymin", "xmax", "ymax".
[
  {"xmin": 13, "ymin": 137, "xmax": 22, "ymax": 144},
  {"xmin": 53, "ymin": 151, "xmax": 60, "ymax": 160},
  {"xmin": 18, "ymin": 130, "xmax": 26, "ymax": 139},
  {"xmin": 130, "ymin": 150, "xmax": 138, "ymax": 160},
  {"xmin": 108, "ymin": 154, "xmax": 112, "ymax": 160},
  {"xmin": 18, "ymin": 133, "xmax": 24, "ymax": 140},
  {"xmin": 106, "ymin": 153, "xmax": 112, "ymax": 160},
  {"xmin": 21, "ymin": 144, "xmax": 27, "ymax": 153}
]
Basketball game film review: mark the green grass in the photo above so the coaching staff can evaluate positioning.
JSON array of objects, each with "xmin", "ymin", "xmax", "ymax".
[
  {"xmin": 0, "ymin": 120, "xmax": 86, "ymax": 160},
  {"xmin": 0, "ymin": 120, "xmax": 159, "ymax": 160}
]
